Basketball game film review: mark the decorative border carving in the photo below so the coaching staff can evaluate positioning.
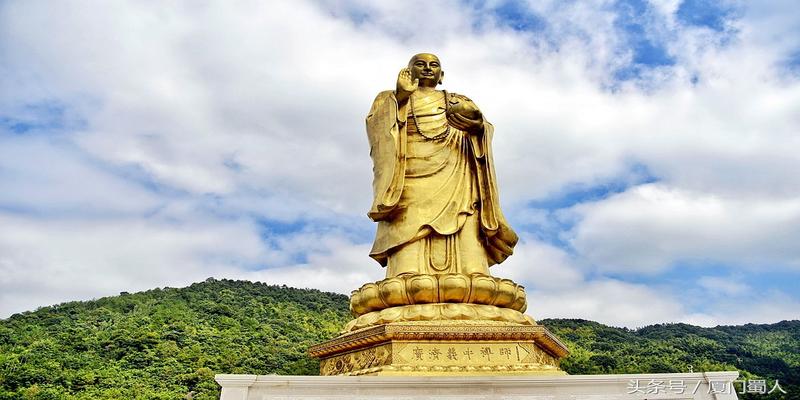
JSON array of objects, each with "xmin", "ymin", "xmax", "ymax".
[
  {"xmin": 318, "ymin": 340, "xmax": 562, "ymax": 376},
  {"xmin": 345, "ymin": 362, "xmax": 563, "ymax": 376},
  {"xmin": 309, "ymin": 321, "xmax": 569, "ymax": 360},
  {"xmin": 319, "ymin": 344, "xmax": 393, "ymax": 376}
]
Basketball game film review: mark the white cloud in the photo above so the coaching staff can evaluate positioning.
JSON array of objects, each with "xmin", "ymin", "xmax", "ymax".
[
  {"xmin": 0, "ymin": 212, "xmax": 266, "ymax": 317},
  {"xmin": 697, "ymin": 276, "xmax": 750, "ymax": 296},
  {"xmin": 647, "ymin": 0, "xmax": 682, "ymax": 18},
  {"xmin": 499, "ymin": 239, "xmax": 686, "ymax": 327},
  {"xmin": 500, "ymin": 238, "xmax": 584, "ymax": 290},
  {"xmin": 567, "ymin": 184, "xmax": 800, "ymax": 273},
  {"xmin": 0, "ymin": 1, "xmax": 798, "ymax": 325},
  {"xmin": 0, "ymin": 209, "xmax": 383, "ymax": 318},
  {"xmin": 683, "ymin": 290, "xmax": 800, "ymax": 326},
  {"xmin": 240, "ymin": 238, "xmax": 384, "ymax": 296},
  {"xmin": 530, "ymin": 279, "xmax": 687, "ymax": 328},
  {"xmin": 500, "ymin": 238, "xmax": 799, "ymax": 327},
  {"xmin": 0, "ymin": 136, "xmax": 161, "ymax": 215}
]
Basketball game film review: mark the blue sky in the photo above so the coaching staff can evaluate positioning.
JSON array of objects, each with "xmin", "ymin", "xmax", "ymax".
[{"xmin": 1, "ymin": 0, "xmax": 799, "ymax": 327}]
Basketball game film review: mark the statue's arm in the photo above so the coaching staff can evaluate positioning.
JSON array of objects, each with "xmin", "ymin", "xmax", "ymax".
[
  {"xmin": 445, "ymin": 92, "xmax": 489, "ymax": 158},
  {"xmin": 472, "ymin": 122, "xmax": 519, "ymax": 265},
  {"xmin": 366, "ymin": 91, "xmax": 406, "ymax": 221}
]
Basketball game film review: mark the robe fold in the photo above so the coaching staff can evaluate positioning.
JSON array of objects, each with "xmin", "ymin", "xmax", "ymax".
[{"xmin": 366, "ymin": 90, "xmax": 518, "ymax": 270}]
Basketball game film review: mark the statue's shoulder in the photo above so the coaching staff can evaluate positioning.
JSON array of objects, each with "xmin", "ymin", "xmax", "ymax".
[
  {"xmin": 368, "ymin": 91, "xmax": 397, "ymax": 111},
  {"xmin": 367, "ymin": 91, "xmax": 399, "ymax": 120},
  {"xmin": 446, "ymin": 92, "xmax": 474, "ymax": 103},
  {"xmin": 374, "ymin": 90, "xmax": 396, "ymax": 102}
]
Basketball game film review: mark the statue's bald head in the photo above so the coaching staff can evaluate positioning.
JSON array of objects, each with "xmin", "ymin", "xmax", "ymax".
[
  {"xmin": 408, "ymin": 53, "xmax": 441, "ymax": 67},
  {"xmin": 407, "ymin": 53, "xmax": 443, "ymax": 87}
]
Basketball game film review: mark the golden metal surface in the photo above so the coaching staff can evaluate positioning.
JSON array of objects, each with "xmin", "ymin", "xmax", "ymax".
[
  {"xmin": 349, "ymin": 273, "xmax": 527, "ymax": 317},
  {"xmin": 366, "ymin": 53, "xmax": 518, "ymax": 276},
  {"xmin": 311, "ymin": 321, "xmax": 567, "ymax": 376},
  {"xmin": 308, "ymin": 54, "xmax": 570, "ymax": 376},
  {"xmin": 343, "ymin": 303, "xmax": 535, "ymax": 332}
]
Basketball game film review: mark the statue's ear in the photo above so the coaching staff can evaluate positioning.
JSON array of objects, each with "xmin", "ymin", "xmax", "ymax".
[{"xmin": 438, "ymin": 71, "xmax": 444, "ymax": 85}]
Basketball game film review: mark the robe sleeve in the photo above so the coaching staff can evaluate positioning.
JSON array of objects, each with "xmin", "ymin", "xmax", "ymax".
[
  {"xmin": 471, "ymin": 121, "xmax": 519, "ymax": 266},
  {"xmin": 366, "ymin": 91, "xmax": 407, "ymax": 221}
]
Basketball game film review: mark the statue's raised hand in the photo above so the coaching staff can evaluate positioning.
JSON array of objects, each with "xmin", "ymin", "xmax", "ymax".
[{"xmin": 395, "ymin": 68, "xmax": 418, "ymax": 103}]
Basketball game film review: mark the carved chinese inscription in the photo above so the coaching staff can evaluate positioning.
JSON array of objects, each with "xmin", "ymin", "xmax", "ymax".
[{"xmin": 395, "ymin": 342, "xmax": 556, "ymax": 367}]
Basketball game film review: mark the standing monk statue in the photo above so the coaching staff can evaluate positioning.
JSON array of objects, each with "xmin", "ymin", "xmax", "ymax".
[
  {"xmin": 310, "ymin": 55, "xmax": 568, "ymax": 377},
  {"xmin": 366, "ymin": 53, "xmax": 519, "ymax": 278}
]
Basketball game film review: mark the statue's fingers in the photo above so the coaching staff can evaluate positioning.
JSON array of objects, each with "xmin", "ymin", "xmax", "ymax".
[
  {"xmin": 451, "ymin": 113, "xmax": 467, "ymax": 122},
  {"xmin": 451, "ymin": 113, "xmax": 474, "ymax": 126},
  {"xmin": 448, "ymin": 116, "xmax": 469, "ymax": 131},
  {"xmin": 451, "ymin": 114, "xmax": 482, "ymax": 131},
  {"xmin": 448, "ymin": 114, "xmax": 464, "ymax": 127},
  {"xmin": 462, "ymin": 113, "xmax": 481, "ymax": 123}
]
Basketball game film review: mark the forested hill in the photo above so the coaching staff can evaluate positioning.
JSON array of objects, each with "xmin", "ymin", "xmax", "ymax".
[{"xmin": 0, "ymin": 279, "xmax": 797, "ymax": 400}]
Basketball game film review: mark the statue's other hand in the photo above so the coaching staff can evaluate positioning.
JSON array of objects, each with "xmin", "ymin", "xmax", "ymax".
[
  {"xmin": 395, "ymin": 68, "xmax": 418, "ymax": 103},
  {"xmin": 448, "ymin": 101, "xmax": 481, "ymax": 120},
  {"xmin": 447, "ymin": 100, "xmax": 483, "ymax": 132},
  {"xmin": 448, "ymin": 112, "xmax": 483, "ymax": 132}
]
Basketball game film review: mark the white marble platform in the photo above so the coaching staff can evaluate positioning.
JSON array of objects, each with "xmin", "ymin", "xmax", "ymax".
[{"xmin": 216, "ymin": 371, "xmax": 740, "ymax": 399}]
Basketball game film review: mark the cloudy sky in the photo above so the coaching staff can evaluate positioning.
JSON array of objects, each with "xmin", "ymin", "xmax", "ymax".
[{"xmin": 1, "ymin": 0, "xmax": 799, "ymax": 327}]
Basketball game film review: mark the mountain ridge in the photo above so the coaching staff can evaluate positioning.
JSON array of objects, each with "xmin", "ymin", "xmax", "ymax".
[{"xmin": 1, "ymin": 278, "xmax": 797, "ymax": 399}]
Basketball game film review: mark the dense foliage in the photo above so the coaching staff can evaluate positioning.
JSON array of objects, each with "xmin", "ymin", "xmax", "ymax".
[
  {"xmin": 543, "ymin": 319, "xmax": 799, "ymax": 399},
  {"xmin": 0, "ymin": 279, "xmax": 350, "ymax": 399},
  {"xmin": 0, "ymin": 279, "xmax": 797, "ymax": 399}
]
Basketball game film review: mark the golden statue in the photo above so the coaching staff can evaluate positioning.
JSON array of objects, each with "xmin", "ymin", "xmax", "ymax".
[
  {"xmin": 309, "ymin": 54, "xmax": 568, "ymax": 376},
  {"xmin": 366, "ymin": 53, "xmax": 519, "ymax": 278}
]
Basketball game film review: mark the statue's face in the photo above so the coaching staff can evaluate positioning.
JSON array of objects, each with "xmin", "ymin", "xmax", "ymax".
[{"xmin": 408, "ymin": 53, "xmax": 442, "ymax": 87}]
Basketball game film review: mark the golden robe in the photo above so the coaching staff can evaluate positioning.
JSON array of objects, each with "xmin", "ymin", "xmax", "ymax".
[{"xmin": 366, "ymin": 90, "xmax": 517, "ymax": 277}]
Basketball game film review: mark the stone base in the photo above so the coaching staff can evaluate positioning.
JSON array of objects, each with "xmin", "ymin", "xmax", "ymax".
[
  {"xmin": 215, "ymin": 371, "xmax": 741, "ymax": 400},
  {"xmin": 308, "ymin": 321, "xmax": 569, "ymax": 376}
]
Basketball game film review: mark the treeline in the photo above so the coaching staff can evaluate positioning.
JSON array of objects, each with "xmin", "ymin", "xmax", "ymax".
[
  {"xmin": 0, "ymin": 279, "xmax": 797, "ymax": 399},
  {"xmin": 0, "ymin": 279, "xmax": 350, "ymax": 399},
  {"xmin": 544, "ymin": 318, "xmax": 799, "ymax": 399}
]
